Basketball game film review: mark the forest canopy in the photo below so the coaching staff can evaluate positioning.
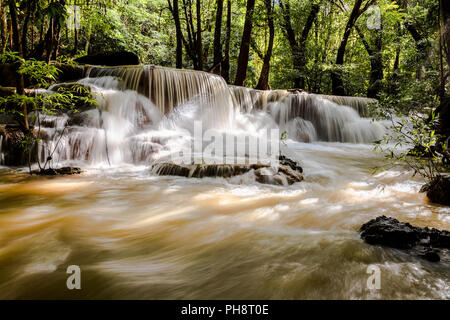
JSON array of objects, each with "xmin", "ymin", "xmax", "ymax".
[{"xmin": 0, "ymin": 0, "xmax": 445, "ymax": 99}]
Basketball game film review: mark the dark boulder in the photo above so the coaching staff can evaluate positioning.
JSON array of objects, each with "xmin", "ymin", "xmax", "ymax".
[
  {"xmin": 152, "ymin": 162, "xmax": 303, "ymax": 185},
  {"xmin": 74, "ymin": 51, "xmax": 140, "ymax": 66},
  {"xmin": 420, "ymin": 175, "xmax": 450, "ymax": 205},
  {"xmin": 1, "ymin": 62, "xmax": 85, "ymax": 87},
  {"xmin": 0, "ymin": 125, "xmax": 28, "ymax": 166},
  {"xmin": 33, "ymin": 167, "xmax": 82, "ymax": 175},
  {"xmin": 359, "ymin": 215, "xmax": 450, "ymax": 262},
  {"xmin": 54, "ymin": 63, "xmax": 86, "ymax": 82},
  {"xmin": 0, "ymin": 125, "xmax": 44, "ymax": 166},
  {"xmin": 0, "ymin": 63, "xmax": 19, "ymax": 87},
  {"xmin": 279, "ymin": 154, "xmax": 303, "ymax": 173}
]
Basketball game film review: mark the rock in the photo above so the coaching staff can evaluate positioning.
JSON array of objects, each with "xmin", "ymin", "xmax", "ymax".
[
  {"xmin": 254, "ymin": 167, "xmax": 285, "ymax": 186},
  {"xmin": 0, "ymin": 63, "xmax": 19, "ymax": 87},
  {"xmin": 0, "ymin": 125, "xmax": 27, "ymax": 166},
  {"xmin": 54, "ymin": 63, "xmax": 86, "ymax": 82},
  {"xmin": 33, "ymin": 167, "xmax": 82, "ymax": 175},
  {"xmin": 0, "ymin": 86, "xmax": 16, "ymax": 97},
  {"xmin": 279, "ymin": 154, "xmax": 303, "ymax": 173},
  {"xmin": 0, "ymin": 125, "xmax": 45, "ymax": 166},
  {"xmin": 278, "ymin": 165, "xmax": 303, "ymax": 184},
  {"xmin": 415, "ymin": 246, "xmax": 440, "ymax": 262},
  {"xmin": 152, "ymin": 162, "xmax": 303, "ymax": 185},
  {"xmin": 420, "ymin": 175, "xmax": 450, "ymax": 205},
  {"xmin": 359, "ymin": 215, "xmax": 450, "ymax": 262},
  {"xmin": 1, "ymin": 62, "xmax": 85, "ymax": 87},
  {"xmin": 74, "ymin": 51, "xmax": 140, "ymax": 66}
]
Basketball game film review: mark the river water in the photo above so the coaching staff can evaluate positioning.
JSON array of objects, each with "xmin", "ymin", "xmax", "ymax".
[
  {"xmin": 1, "ymin": 141, "xmax": 449, "ymax": 299},
  {"xmin": 0, "ymin": 66, "xmax": 448, "ymax": 299}
]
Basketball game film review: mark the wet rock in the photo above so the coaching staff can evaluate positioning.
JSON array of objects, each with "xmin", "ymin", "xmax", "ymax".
[
  {"xmin": 66, "ymin": 112, "xmax": 92, "ymax": 127},
  {"xmin": 415, "ymin": 246, "xmax": 440, "ymax": 262},
  {"xmin": 254, "ymin": 167, "xmax": 285, "ymax": 186},
  {"xmin": 1, "ymin": 62, "xmax": 85, "ymax": 87},
  {"xmin": 0, "ymin": 125, "xmax": 27, "ymax": 166},
  {"xmin": 33, "ymin": 167, "xmax": 82, "ymax": 175},
  {"xmin": 420, "ymin": 175, "xmax": 450, "ymax": 205},
  {"xmin": 54, "ymin": 63, "xmax": 86, "ymax": 82},
  {"xmin": 74, "ymin": 51, "xmax": 140, "ymax": 66},
  {"xmin": 359, "ymin": 215, "xmax": 450, "ymax": 262},
  {"xmin": 0, "ymin": 125, "xmax": 45, "ymax": 166},
  {"xmin": 152, "ymin": 162, "xmax": 303, "ymax": 185},
  {"xmin": 278, "ymin": 165, "xmax": 303, "ymax": 184},
  {"xmin": 279, "ymin": 154, "xmax": 303, "ymax": 173}
]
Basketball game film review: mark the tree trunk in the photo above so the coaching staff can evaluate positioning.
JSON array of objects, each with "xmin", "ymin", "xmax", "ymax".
[
  {"xmin": 234, "ymin": 0, "xmax": 256, "ymax": 86},
  {"xmin": 356, "ymin": 25, "xmax": 383, "ymax": 98},
  {"xmin": 21, "ymin": 0, "xmax": 35, "ymax": 58},
  {"xmin": 196, "ymin": 0, "xmax": 203, "ymax": 70},
  {"xmin": 255, "ymin": 0, "xmax": 274, "ymax": 90},
  {"xmin": 221, "ymin": 0, "xmax": 231, "ymax": 82},
  {"xmin": 212, "ymin": 0, "xmax": 223, "ymax": 74},
  {"xmin": 442, "ymin": 0, "xmax": 450, "ymax": 75},
  {"xmin": 0, "ymin": 0, "xmax": 7, "ymax": 53},
  {"xmin": 331, "ymin": 0, "xmax": 364, "ymax": 96},
  {"xmin": 279, "ymin": 1, "xmax": 319, "ymax": 89},
  {"xmin": 45, "ymin": 18, "xmax": 54, "ymax": 63},
  {"xmin": 8, "ymin": 0, "xmax": 28, "ymax": 130},
  {"xmin": 169, "ymin": 0, "xmax": 183, "ymax": 68},
  {"xmin": 436, "ymin": 0, "xmax": 450, "ymax": 134},
  {"xmin": 52, "ymin": 20, "xmax": 62, "ymax": 60}
]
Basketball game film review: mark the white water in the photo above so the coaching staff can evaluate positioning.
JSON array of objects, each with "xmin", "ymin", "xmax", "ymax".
[{"xmin": 31, "ymin": 66, "xmax": 387, "ymax": 167}]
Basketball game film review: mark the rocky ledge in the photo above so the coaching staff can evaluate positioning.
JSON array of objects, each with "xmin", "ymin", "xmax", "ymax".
[
  {"xmin": 152, "ymin": 155, "xmax": 303, "ymax": 186},
  {"xmin": 359, "ymin": 215, "xmax": 450, "ymax": 262},
  {"xmin": 32, "ymin": 167, "xmax": 82, "ymax": 175}
]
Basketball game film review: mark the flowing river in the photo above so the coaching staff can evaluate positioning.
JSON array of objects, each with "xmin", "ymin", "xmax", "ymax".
[{"xmin": 0, "ymin": 66, "xmax": 449, "ymax": 299}]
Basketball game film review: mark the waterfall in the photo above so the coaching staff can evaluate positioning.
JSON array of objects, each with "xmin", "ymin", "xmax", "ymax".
[{"xmin": 0, "ymin": 65, "xmax": 387, "ymax": 167}]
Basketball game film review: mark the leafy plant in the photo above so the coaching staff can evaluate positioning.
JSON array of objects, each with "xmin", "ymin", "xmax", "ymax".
[
  {"xmin": 0, "ymin": 51, "xmax": 97, "ymax": 173},
  {"xmin": 374, "ymin": 110, "xmax": 448, "ymax": 181}
]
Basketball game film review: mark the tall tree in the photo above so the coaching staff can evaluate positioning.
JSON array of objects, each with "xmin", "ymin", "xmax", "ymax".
[
  {"xmin": 212, "ymin": 0, "xmax": 224, "ymax": 75},
  {"xmin": 21, "ymin": 0, "xmax": 37, "ymax": 57},
  {"xmin": 0, "ymin": 0, "xmax": 7, "ymax": 53},
  {"xmin": 234, "ymin": 0, "xmax": 256, "ymax": 86},
  {"xmin": 196, "ymin": 0, "xmax": 203, "ymax": 70},
  {"xmin": 436, "ymin": 0, "xmax": 450, "ymax": 134},
  {"xmin": 8, "ymin": 0, "xmax": 28, "ymax": 130},
  {"xmin": 255, "ymin": 0, "xmax": 274, "ymax": 90},
  {"xmin": 279, "ymin": 0, "xmax": 320, "ymax": 89},
  {"xmin": 355, "ymin": 24, "xmax": 383, "ymax": 98},
  {"xmin": 331, "ymin": 0, "xmax": 374, "ymax": 96},
  {"xmin": 221, "ymin": 0, "xmax": 231, "ymax": 82},
  {"xmin": 181, "ymin": 0, "xmax": 202, "ymax": 69},
  {"xmin": 168, "ymin": 0, "xmax": 183, "ymax": 68}
]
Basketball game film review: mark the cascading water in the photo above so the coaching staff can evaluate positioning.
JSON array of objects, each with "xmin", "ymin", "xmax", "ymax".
[{"xmin": 28, "ymin": 65, "xmax": 386, "ymax": 168}]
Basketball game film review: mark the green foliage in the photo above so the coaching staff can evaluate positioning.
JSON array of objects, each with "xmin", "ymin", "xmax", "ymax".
[
  {"xmin": 0, "ymin": 51, "xmax": 60, "ymax": 88},
  {"xmin": 0, "ymin": 51, "xmax": 97, "ymax": 116},
  {"xmin": 374, "ymin": 110, "xmax": 448, "ymax": 181}
]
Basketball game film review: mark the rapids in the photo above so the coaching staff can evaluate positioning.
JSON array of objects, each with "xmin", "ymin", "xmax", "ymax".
[{"xmin": 0, "ymin": 66, "xmax": 448, "ymax": 299}]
